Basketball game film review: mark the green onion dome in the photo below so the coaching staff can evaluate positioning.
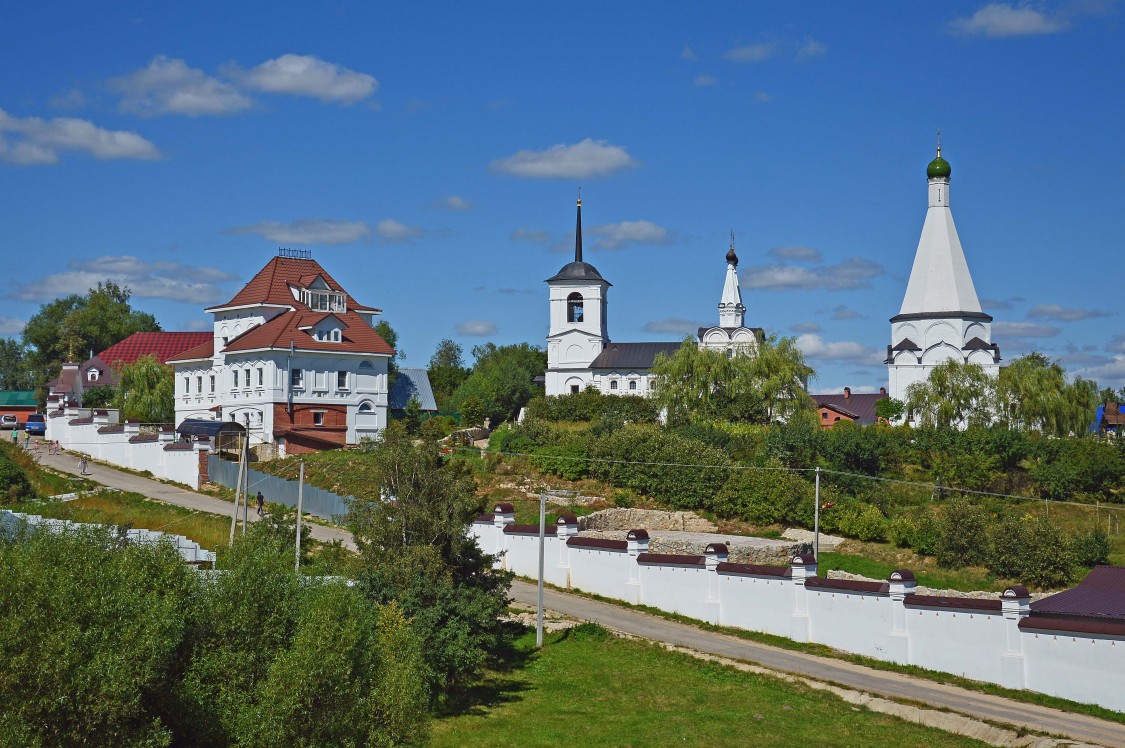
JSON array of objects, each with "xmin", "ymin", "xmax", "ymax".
[{"xmin": 927, "ymin": 152, "xmax": 951, "ymax": 179}]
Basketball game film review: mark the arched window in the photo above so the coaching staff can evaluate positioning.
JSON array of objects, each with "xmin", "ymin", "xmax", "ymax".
[
  {"xmin": 566, "ymin": 292, "xmax": 584, "ymax": 323},
  {"xmin": 358, "ymin": 401, "xmax": 374, "ymax": 413},
  {"xmin": 359, "ymin": 360, "xmax": 374, "ymax": 369},
  {"xmin": 628, "ymin": 380, "xmax": 637, "ymax": 391}
]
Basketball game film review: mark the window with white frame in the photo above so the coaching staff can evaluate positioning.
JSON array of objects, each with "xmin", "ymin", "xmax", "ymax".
[
  {"xmin": 609, "ymin": 379, "xmax": 618, "ymax": 390},
  {"xmin": 244, "ymin": 368, "xmax": 250, "ymax": 388},
  {"xmin": 291, "ymin": 368, "xmax": 303, "ymax": 388},
  {"xmin": 312, "ymin": 410, "xmax": 325, "ymax": 427},
  {"xmin": 629, "ymin": 380, "xmax": 637, "ymax": 391},
  {"xmin": 183, "ymin": 376, "xmax": 189, "ymax": 393},
  {"xmin": 337, "ymin": 370, "xmax": 348, "ymax": 390},
  {"xmin": 257, "ymin": 367, "xmax": 263, "ymax": 386},
  {"xmin": 209, "ymin": 375, "xmax": 215, "ymax": 393},
  {"xmin": 196, "ymin": 376, "xmax": 202, "ymax": 394},
  {"xmin": 233, "ymin": 370, "xmax": 239, "ymax": 388}
]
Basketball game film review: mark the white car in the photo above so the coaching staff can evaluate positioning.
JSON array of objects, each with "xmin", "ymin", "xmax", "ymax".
[{"xmin": 0, "ymin": 415, "xmax": 18, "ymax": 430}]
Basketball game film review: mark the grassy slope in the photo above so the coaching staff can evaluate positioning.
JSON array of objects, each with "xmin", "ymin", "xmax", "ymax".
[{"xmin": 430, "ymin": 624, "xmax": 986, "ymax": 748}]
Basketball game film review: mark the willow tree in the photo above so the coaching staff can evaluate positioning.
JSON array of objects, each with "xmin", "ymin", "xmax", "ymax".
[
  {"xmin": 997, "ymin": 352, "xmax": 1100, "ymax": 436},
  {"xmin": 651, "ymin": 334, "xmax": 815, "ymax": 426},
  {"xmin": 114, "ymin": 354, "xmax": 175, "ymax": 423},
  {"xmin": 905, "ymin": 359, "xmax": 996, "ymax": 428}
]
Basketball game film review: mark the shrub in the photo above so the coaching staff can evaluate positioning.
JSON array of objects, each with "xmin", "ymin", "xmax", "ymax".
[
  {"xmin": 1020, "ymin": 519, "xmax": 1075, "ymax": 589},
  {"xmin": 1073, "ymin": 526, "xmax": 1111, "ymax": 568},
  {"xmin": 1029, "ymin": 438, "xmax": 1125, "ymax": 499},
  {"xmin": 887, "ymin": 516, "xmax": 915, "ymax": 549},
  {"xmin": 526, "ymin": 390, "xmax": 658, "ymax": 423},
  {"xmin": 0, "ymin": 445, "xmax": 33, "ymax": 504},
  {"xmin": 531, "ymin": 443, "xmax": 590, "ymax": 481},
  {"xmin": 987, "ymin": 515, "xmax": 1027, "ymax": 579},
  {"xmin": 712, "ymin": 461, "xmax": 813, "ymax": 526},
  {"xmin": 765, "ymin": 422, "xmax": 824, "ymax": 470},
  {"xmin": 936, "ymin": 497, "xmax": 991, "ymax": 568},
  {"xmin": 835, "ymin": 503, "xmax": 887, "ymax": 542}
]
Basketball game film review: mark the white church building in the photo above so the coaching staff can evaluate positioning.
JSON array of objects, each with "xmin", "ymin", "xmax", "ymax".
[
  {"xmin": 545, "ymin": 200, "xmax": 761, "ymax": 397},
  {"xmin": 886, "ymin": 146, "xmax": 1001, "ymax": 403}
]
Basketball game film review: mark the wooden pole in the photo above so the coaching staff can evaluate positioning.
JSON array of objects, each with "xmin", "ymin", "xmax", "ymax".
[
  {"xmin": 295, "ymin": 459, "xmax": 305, "ymax": 572},
  {"xmin": 229, "ymin": 430, "xmax": 244, "ymax": 546}
]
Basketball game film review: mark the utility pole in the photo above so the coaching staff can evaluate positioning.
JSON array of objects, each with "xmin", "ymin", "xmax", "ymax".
[
  {"xmin": 229, "ymin": 429, "xmax": 245, "ymax": 545},
  {"xmin": 295, "ymin": 459, "xmax": 305, "ymax": 572},
  {"xmin": 814, "ymin": 466, "xmax": 821, "ymax": 561},
  {"xmin": 536, "ymin": 490, "xmax": 546, "ymax": 648},
  {"xmin": 241, "ymin": 431, "xmax": 249, "ymax": 535}
]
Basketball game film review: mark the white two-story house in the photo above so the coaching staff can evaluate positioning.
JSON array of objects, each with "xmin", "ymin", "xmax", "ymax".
[{"xmin": 169, "ymin": 249, "xmax": 393, "ymax": 454}]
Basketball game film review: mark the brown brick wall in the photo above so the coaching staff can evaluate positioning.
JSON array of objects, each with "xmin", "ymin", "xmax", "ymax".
[{"xmin": 272, "ymin": 403, "xmax": 347, "ymax": 451}]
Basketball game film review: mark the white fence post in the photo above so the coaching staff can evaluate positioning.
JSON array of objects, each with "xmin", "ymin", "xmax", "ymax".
[
  {"xmin": 887, "ymin": 569, "xmax": 917, "ymax": 664},
  {"xmin": 1000, "ymin": 585, "xmax": 1030, "ymax": 689},
  {"xmin": 703, "ymin": 542, "xmax": 728, "ymax": 625},
  {"xmin": 625, "ymin": 529, "xmax": 649, "ymax": 604},
  {"xmin": 789, "ymin": 552, "xmax": 817, "ymax": 642}
]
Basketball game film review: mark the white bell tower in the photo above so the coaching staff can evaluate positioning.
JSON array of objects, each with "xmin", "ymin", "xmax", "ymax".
[{"xmin": 545, "ymin": 199, "xmax": 610, "ymax": 395}]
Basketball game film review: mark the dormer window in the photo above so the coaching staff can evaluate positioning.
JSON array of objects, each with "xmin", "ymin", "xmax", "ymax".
[
  {"xmin": 87, "ymin": 369, "xmax": 99, "ymax": 382},
  {"xmin": 301, "ymin": 287, "xmax": 347, "ymax": 313}
]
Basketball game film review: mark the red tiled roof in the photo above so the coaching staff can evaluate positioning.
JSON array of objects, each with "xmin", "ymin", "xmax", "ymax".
[
  {"xmin": 166, "ymin": 339, "xmax": 215, "ymax": 363},
  {"xmin": 221, "ymin": 310, "xmax": 393, "ymax": 356},
  {"xmin": 206, "ymin": 256, "xmax": 378, "ymax": 313},
  {"xmin": 92, "ymin": 332, "xmax": 213, "ymax": 368}
]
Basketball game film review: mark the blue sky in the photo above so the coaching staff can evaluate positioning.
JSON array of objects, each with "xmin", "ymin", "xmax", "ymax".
[{"xmin": 1, "ymin": 1, "xmax": 1122, "ymax": 392}]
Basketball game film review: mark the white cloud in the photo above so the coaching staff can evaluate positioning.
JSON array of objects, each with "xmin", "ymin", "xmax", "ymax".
[
  {"xmin": 1027, "ymin": 303, "xmax": 1113, "ymax": 322},
  {"xmin": 0, "ymin": 316, "xmax": 25, "ymax": 335},
  {"xmin": 228, "ymin": 219, "xmax": 371, "ymax": 245},
  {"xmin": 0, "ymin": 108, "xmax": 160, "ymax": 165},
  {"xmin": 491, "ymin": 138, "xmax": 639, "ymax": 179},
  {"xmin": 797, "ymin": 334, "xmax": 881, "ymax": 365},
  {"xmin": 693, "ymin": 74, "xmax": 718, "ymax": 87},
  {"xmin": 510, "ymin": 228, "xmax": 552, "ymax": 243},
  {"xmin": 723, "ymin": 43, "xmax": 777, "ymax": 63},
  {"xmin": 110, "ymin": 56, "xmax": 252, "ymax": 117},
  {"xmin": 376, "ymin": 219, "xmax": 424, "ymax": 242},
  {"xmin": 233, "ymin": 54, "xmax": 377, "ymax": 103},
  {"xmin": 743, "ymin": 257, "xmax": 885, "ymax": 291},
  {"xmin": 992, "ymin": 321, "xmax": 1061, "ymax": 338},
  {"xmin": 588, "ymin": 220, "xmax": 671, "ymax": 250},
  {"xmin": 1075, "ymin": 355, "xmax": 1125, "ymax": 387},
  {"xmin": 12, "ymin": 256, "xmax": 237, "ymax": 304},
  {"xmin": 438, "ymin": 195, "xmax": 472, "ymax": 211},
  {"xmin": 949, "ymin": 3, "xmax": 1068, "ymax": 37},
  {"xmin": 769, "ymin": 245, "xmax": 821, "ymax": 263},
  {"xmin": 456, "ymin": 319, "xmax": 497, "ymax": 336},
  {"xmin": 796, "ymin": 38, "xmax": 828, "ymax": 59},
  {"xmin": 1107, "ymin": 335, "xmax": 1125, "ymax": 354},
  {"xmin": 49, "ymin": 89, "xmax": 87, "ymax": 110},
  {"xmin": 830, "ymin": 304, "xmax": 863, "ymax": 320},
  {"xmin": 981, "ymin": 296, "xmax": 1023, "ymax": 310},
  {"xmin": 791, "ymin": 322, "xmax": 821, "ymax": 334},
  {"xmin": 643, "ymin": 317, "xmax": 705, "ymax": 335},
  {"xmin": 680, "ymin": 45, "xmax": 697, "ymax": 61}
]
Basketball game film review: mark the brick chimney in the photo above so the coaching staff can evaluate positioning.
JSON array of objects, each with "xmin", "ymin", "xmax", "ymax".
[{"xmin": 843, "ymin": 387, "xmax": 851, "ymax": 399}]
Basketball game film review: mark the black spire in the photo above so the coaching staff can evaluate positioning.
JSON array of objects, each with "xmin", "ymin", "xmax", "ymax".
[{"xmin": 574, "ymin": 197, "xmax": 583, "ymax": 263}]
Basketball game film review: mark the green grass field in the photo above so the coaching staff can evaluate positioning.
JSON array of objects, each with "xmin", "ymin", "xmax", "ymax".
[
  {"xmin": 10, "ymin": 491, "xmax": 232, "ymax": 550},
  {"xmin": 430, "ymin": 624, "xmax": 987, "ymax": 748}
]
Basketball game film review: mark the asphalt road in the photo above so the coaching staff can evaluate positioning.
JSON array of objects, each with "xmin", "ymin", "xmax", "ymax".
[
  {"xmin": 30, "ymin": 447, "xmax": 1125, "ymax": 745},
  {"xmin": 510, "ymin": 580, "xmax": 1125, "ymax": 747}
]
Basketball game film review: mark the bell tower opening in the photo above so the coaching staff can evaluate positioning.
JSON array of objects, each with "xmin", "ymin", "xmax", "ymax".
[{"xmin": 567, "ymin": 292, "xmax": 584, "ymax": 323}]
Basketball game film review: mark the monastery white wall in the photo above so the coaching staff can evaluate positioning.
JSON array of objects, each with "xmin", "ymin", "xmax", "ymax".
[
  {"xmin": 471, "ymin": 508, "xmax": 1125, "ymax": 714},
  {"xmin": 45, "ymin": 406, "xmax": 204, "ymax": 489}
]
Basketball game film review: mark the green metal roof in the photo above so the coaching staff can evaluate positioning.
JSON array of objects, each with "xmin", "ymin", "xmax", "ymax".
[{"xmin": 0, "ymin": 390, "xmax": 37, "ymax": 407}]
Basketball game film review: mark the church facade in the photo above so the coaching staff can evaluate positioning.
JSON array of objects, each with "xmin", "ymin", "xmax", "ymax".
[
  {"xmin": 545, "ymin": 200, "xmax": 761, "ymax": 397},
  {"xmin": 886, "ymin": 146, "xmax": 1001, "ymax": 403}
]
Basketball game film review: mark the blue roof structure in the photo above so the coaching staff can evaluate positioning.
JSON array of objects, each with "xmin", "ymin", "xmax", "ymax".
[{"xmin": 389, "ymin": 368, "xmax": 437, "ymax": 411}]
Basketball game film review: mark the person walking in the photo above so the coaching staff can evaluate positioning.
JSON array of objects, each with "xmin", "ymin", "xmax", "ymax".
[
  {"xmin": 24, "ymin": 431, "xmax": 30, "ymax": 449},
  {"xmin": 256, "ymin": 491, "xmax": 265, "ymax": 517},
  {"xmin": 79, "ymin": 456, "xmax": 89, "ymax": 476}
]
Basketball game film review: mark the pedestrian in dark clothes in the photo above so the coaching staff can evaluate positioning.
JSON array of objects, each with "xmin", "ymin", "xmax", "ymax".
[{"xmin": 256, "ymin": 491, "xmax": 265, "ymax": 516}]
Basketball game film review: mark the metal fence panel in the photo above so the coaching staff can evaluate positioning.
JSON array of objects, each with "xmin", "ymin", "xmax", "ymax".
[{"xmin": 207, "ymin": 455, "xmax": 352, "ymax": 521}]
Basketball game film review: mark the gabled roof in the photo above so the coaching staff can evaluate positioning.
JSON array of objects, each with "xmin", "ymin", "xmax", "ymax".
[
  {"xmin": 92, "ymin": 332, "xmax": 213, "ymax": 368},
  {"xmin": 811, "ymin": 392, "xmax": 886, "ymax": 423},
  {"xmin": 389, "ymin": 368, "xmax": 438, "ymax": 411},
  {"xmin": 206, "ymin": 256, "xmax": 378, "ymax": 313},
  {"xmin": 1032, "ymin": 565, "xmax": 1125, "ymax": 620},
  {"xmin": 892, "ymin": 338, "xmax": 921, "ymax": 351},
  {"xmin": 167, "ymin": 339, "xmax": 215, "ymax": 363},
  {"xmin": 962, "ymin": 337, "xmax": 998, "ymax": 351},
  {"xmin": 220, "ymin": 310, "xmax": 394, "ymax": 356},
  {"xmin": 589, "ymin": 342, "xmax": 683, "ymax": 370}
]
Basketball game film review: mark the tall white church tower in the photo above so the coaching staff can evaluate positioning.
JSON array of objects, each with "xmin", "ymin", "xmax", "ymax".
[
  {"xmin": 886, "ymin": 144, "xmax": 1001, "ymax": 403},
  {"xmin": 545, "ymin": 199, "xmax": 610, "ymax": 395},
  {"xmin": 699, "ymin": 236, "xmax": 761, "ymax": 355}
]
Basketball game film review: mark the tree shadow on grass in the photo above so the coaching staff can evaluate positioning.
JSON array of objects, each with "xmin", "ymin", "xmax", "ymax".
[{"xmin": 435, "ymin": 620, "xmax": 537, "ymax": 718}]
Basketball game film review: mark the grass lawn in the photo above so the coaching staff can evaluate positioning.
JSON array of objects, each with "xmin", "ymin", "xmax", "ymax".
[
  {"xmin": 10, "ymin": 491, "xmax": 232, "ymax": 551},
  {"xmin": 818, "ymin": 547, "xmax": 1009, "ymax": 592},
  {"xmin": 430, "ymin": 624, "xmax": 987, "ymax": 748}
]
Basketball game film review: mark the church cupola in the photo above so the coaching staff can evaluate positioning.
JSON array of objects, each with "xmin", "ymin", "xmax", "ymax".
[{"xmin": 718, "ymin": 232, "xmax": 746, "ymax": 328}]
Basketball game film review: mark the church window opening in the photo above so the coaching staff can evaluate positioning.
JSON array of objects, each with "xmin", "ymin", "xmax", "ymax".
[
  {"xmin": 610, "ymin": 380, "xmax": 618, "ymax": 390},
  {"xmin": 566, "ymin": 293, "xmax": 584, "ymax": 323},
  {"xmin": 570, "ymin": 384, "xmax": 580, "ymax": 394},
  {"xmin": 629, "ymin": 380, "xmax": 637, "ymax": 391}
]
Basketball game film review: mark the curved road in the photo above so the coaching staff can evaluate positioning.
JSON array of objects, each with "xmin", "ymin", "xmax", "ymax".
[{"xmin": 34, "ymin": 449, "xmax": 1125, "ymax": 745}]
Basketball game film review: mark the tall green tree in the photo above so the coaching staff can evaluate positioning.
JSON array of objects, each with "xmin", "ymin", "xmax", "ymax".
[
  {"xmin": 114, "ymin": 355, "xmax": 174, "ymax": 423},
  {"xmin": 905, "ymin": 359, "xmax": 996, "ymax": 428},
  {"xmin": 0, "ymin": 338, "xmax": 32, "ymax": 391},
  {"xmin": 997, "ymin": 352, "xmax": 1098, "ymax": 436},
  {"xmin": 427, "ymin": 338, "xmax": 469, "ymax": 410},
  {"xmin": 21, "ymin": 282, "xmax": 160, "ymax": 396},
  {"xmin": 374, "ymin": 320, "xmax": 400, "ymax": 392},
  {"xmin": 651, "ymin": 335, "xmax": 815, "ymax": 426},
  {"xmin": 449, "ymin": 342, "xmax": 546, "ymax": 425},
  {"xmin": 347, "ymin": 423, "xmax": 511, "ymax": 697}
]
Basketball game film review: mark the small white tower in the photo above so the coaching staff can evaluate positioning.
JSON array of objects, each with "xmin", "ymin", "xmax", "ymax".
[
  {"xmin": 699, "ymin": 234, "xmax": 760, "ymax": 356},
  {"xmin": 886, "ymin": 142, "xmax": 1001, "ymax": 405},
  {"xmin": 545, "ymin": 198, "xmax": 611, "ymax": 395}
]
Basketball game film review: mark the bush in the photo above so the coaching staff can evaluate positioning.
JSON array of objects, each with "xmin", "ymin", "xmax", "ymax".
[
  {"xmin": 526, "ymin": 390, "xmax": 658, "ymax": 423},
  {"xmin": 531, "ymin": 443, "xmax": 589, "ymax": 481},
  {"xmin": 765, "ymin": 422, "xmax": 824, "ymax": 470},
  {"xmin": 1020, "ymin": 519, "xmax": 1075, "ymax": 589},
  {"xmin": 1029, "ymin": 438, "xmax": 1125, "ymax": 499},
  {"xmin": 835, "ymin": 503, "xmax": 887, "ymax": 542},
  {"xmin": 712, "ymin": 461, "xmax": 813, "ymax": 526},
  {"xmin": 936, "ymin": 497, "xmax": 991, "ymax": 568},
  {"xmin": 1073, "ymin": 526, "xmax": 1111, "ymax": 568},
  {"xmin": 987, "ymin": 515, "xmax": 1027, "ymax": 580},
  {"xmin": 0, "ymin": 443, "xmax": 34, "ymax": 504}
]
